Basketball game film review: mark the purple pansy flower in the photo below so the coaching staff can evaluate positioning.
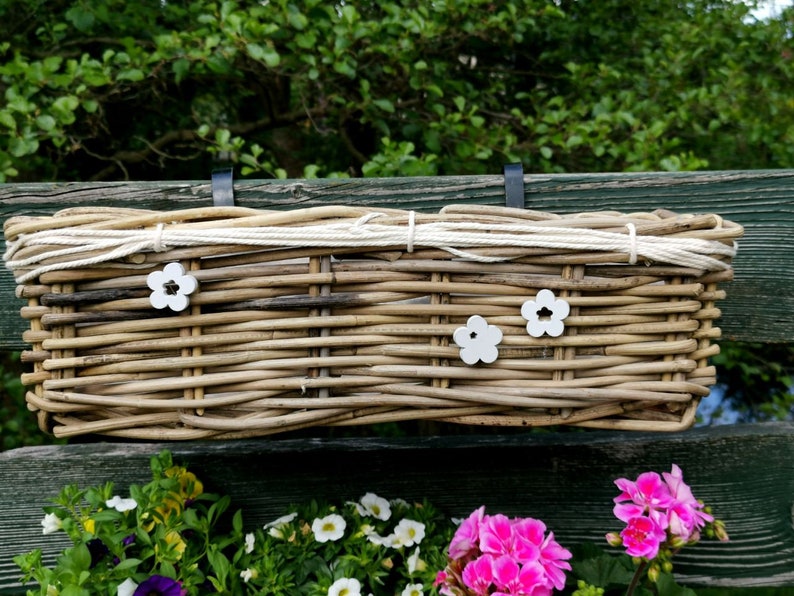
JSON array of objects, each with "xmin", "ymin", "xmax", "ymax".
[{"xmin": 133, "ymin": 575, "xmax": 185, "ymax": 596}]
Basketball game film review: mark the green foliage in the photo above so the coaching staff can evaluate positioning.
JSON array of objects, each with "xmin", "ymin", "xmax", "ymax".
[
  {"xmin": 0, "ymin": 352, "xmax": 65, "ymax": 450},
  {"xmin": 712, "ymin": 342, "xmax": 794, "ymax": 422},
  {"xmin": 0, "ymin": 0, "xmax": 793, "ymax": 182},
  {"xmin": 15, "ymin": 450, "xmax": 454, "ymax": 595}
]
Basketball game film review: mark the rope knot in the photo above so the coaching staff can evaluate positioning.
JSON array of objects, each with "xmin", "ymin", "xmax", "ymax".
[{"xmin": 152, "ymin": 223, "xmax": 166, "ymax": 252}]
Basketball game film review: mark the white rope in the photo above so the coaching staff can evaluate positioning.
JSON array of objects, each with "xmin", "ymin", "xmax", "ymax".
[
  {"xmin": 153, "ymin": 223, "xmax": 165, "ymax": 253},
  {"xmin": 625, "ymin": 222, "xmax": 637, "ymax": 265},
  {"xmin": 4, "ymin": 212, "xmax": 738, "ymax": 283},
  {"xmin": 407, "ymin": 210, "xmax": 416, "ymax": 253}
]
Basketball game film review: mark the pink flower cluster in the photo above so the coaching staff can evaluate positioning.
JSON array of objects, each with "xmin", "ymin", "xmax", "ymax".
[
  {"xmin": 608, "ymin": 464, "xmax": 719, "ymax": 560},
  {"xmin": 434, "ymin": 506, "xmax": 572, "ymax": 596}
]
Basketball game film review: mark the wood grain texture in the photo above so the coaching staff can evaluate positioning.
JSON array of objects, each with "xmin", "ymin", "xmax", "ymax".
[
  {"xmin": 0, "ymin": 422, "xmax": 792, "ymax": 593},
  {"xmin": 0, "ymin": 170, "xmax": 792, "ymax": 345}
]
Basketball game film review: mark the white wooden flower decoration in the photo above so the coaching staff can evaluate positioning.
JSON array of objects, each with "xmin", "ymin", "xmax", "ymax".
[
  {"xmin": 521, "ymin": 289, "xmax": 570, "ymax": 338},
  {"xmin": 453, "ymin": 315, "xmax": 503, "ymax": 365},
  {"xmin": 147, "ymin": 262, "xmax": 198, "ymax": 312}
]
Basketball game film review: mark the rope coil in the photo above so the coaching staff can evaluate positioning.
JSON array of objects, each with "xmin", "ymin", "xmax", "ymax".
[{"xmin": 4, "ymin": 209, "xmax": 738, "ymax": 283}]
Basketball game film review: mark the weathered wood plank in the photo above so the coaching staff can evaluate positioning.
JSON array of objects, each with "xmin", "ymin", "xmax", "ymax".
[
  {"xmin": 1, "ymin": 422, "xmax": 792, "ymax": 592},
  {"xmin": 0, "ymin": 170, "xmax": 792, "ymax": 346}
]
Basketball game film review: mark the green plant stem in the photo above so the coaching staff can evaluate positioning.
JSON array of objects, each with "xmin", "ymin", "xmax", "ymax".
[{"xmin": 626, "ymin": 560, "xmax": 648, "ymax": 596}]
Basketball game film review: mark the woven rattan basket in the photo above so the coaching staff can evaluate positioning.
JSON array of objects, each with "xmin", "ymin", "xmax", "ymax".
[{"xmin": 3, "ymin": 204, "xmax": 742, "ymax": 439}]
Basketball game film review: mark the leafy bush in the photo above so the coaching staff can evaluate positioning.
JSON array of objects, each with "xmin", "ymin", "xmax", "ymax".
[{"xmin": 1, "ymin": 1, "xmax": 793, "ymax": 182}]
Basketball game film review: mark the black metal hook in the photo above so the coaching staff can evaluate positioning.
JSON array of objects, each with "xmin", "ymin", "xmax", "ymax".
[
  {"xmin": 503, "ymin": 163, "xmax": 524, "ymax": 209},
  {"xmin": 211, "ymin": 167, "xmax": 235, "ymax": 206}
]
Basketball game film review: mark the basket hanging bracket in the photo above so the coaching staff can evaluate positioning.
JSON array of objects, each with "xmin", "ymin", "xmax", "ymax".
[
  {"xmin": 211, "ymin": 167, "xmax": 235, "ymax": 206},
  {"xmin": 503, "ymin": 163, "xmax": 524, "ymax": 209}
]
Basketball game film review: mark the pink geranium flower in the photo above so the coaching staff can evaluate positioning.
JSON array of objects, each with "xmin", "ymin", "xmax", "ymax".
[
  {"xmin": 511, "ymin": 518, "xmax": 544, "ymax": 563},
  {"xmin": 436, "ymin": 507, "xmax": 571, "ymax": 595},
  {"xmin": 613, "ymin": 471, "xmax": 674, "ymax": 529},
  {"xmin": 462, "ymin": 554, "xmax": 495, "ymax": 595},
  {"xmin": 479, "ymin": 514, "xmax": 516, "ymax": 558},
  {"xmin": 663, "ymin": 464, "xmax": 714, "ymax": 541},
  {"xmin": 620, "ymin": 515, "xmax": 667, "ymax": 560},
  {"xmin": 491, "ymin": 556, "xmax": 549, "ymax": 596},
  {"xmin": 609, "ymin": 463, "xmax": 726, "ymax": 566},
  {"xmin": 449, "ymin": 506, "xmax": 486, "ymax": 560},
  {"xmin": 537, "ymin": 530, "xmax": 572, "ymax": 591}
]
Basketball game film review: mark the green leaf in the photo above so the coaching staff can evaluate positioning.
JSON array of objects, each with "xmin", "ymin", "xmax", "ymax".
[
  {"xmin": 570, "ymin": 545, "xmax": 635, "ymax": 589},
  {"xmin": 333, "ymin": 60, "xmax": 356, "ymax": 78},
  {"xmin": 540, "ymin": 146, "xmax": 553, "ymax": 160},
  {"xmin": 113, "ymin": 557, "xmax": 142, "ymax": 571},
  {"xmin": 246, "ymin": 43, "xmax": 281, "ymax": 68},
  {"xmin": 51, "ymin": 96, "xmax": 80, "ymax": 125},
  {"xmin": 70, "ymin": 542, "xmax": 92, "ymax": 572},
  {"xmin": 295, "ymin": 32, "xmax": 317, "ymax": 49},
  {"xmin": 215, "ymin": 128, "xmax": 231, "ymax": 147},
  {"xmin": 35, "ymin": 114, "xmax": 56, "ymax": 131},
  {"xmin": 172, "ymin": 58, "xmax": 190, "ymax": 83},
  {"xmin": 8, "ymin": 136, "xmax": 38, "ymax": 157},
  {"xmin": 117, "ymin": 69, "xmax": 145, "ymax": 82},
  {"xmin": 65, "ymin": 7, "xmax": 95, "ymax": 32},
  {"xmin": 373, "ymin": 99, "xmax": 395, "ymax": 113},
  {"xmin": 0, "ymin": 111, "xmax": 16, "ymax": 131},
  {"xmin": 655, "ymin": 572, "xmax": 697, "ymax": 596}
]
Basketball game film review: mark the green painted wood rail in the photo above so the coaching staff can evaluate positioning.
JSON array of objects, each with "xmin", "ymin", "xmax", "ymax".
[{"xmin": 0, "ymin": 170, "xmax": 792, "ymax": 592}]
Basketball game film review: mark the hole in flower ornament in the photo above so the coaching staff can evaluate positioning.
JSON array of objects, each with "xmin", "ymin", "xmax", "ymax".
[
  {"xmin": 147, "ymin": 262, "xmax": 198, "ymax": 312},
  {"xmin": 521, "ymin": 289, "xmax": 570, "ymax": 338},
  {"xmin": 453, "ymin": 315, "xmax": 503, "ymax": 365}
]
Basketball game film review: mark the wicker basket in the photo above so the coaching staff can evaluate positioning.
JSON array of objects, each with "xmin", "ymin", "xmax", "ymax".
[{"xmin": 3, "ymin": 204, "xmax": 742, "ymax": 439}]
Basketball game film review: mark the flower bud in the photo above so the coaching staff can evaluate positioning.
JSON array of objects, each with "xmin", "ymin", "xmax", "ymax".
[
  {"xmin": 668, "ymin": 534, "xmax": 688, "ymax": 549},
  {"xmin": 647, "ymin": 562, "xmax": 661, "ymax": 583},
  {"xmin": 605, "ymin": 532, "xmax": 623, "ymax": 547},
  {"xmin": 662, "ymin": 560, "xmax": 674, "ymax": 574},
  {"xmin": 713, "ymin": 520, "xmax": 730, "ymax": 542}
]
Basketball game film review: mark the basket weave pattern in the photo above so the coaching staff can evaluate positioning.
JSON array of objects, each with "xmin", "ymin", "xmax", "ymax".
[{"xmin": 3, "ymin": 205, "xmax": 742, "ymax": 439}]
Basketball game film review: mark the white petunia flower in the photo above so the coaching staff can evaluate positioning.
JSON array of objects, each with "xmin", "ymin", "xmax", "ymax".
[
  {"xmin": 312, "ymin": 513, "xmax": 346, "ymax": 543},
  {"xmin": 263, "ymin": 511, "xmax": 297, "ymax": 529},
  {"xmin": 392, "ymin": 518, "xmax": 425, "ymax": 547},
  {"xmin": 264, "ymin": 511, "xmax": 297, "ymax": 538},
  {"xmin": 328, "ymin": 577, "xmax": 361, "ymax": 596},
  {"xmin": 359, "ymin": 492, "xmax": 391, "ymax": 521},
  {"xmin": 117, "ymin": 578, "xmax": 138, "ymax": 596},
  {"xmin": 244, "ymin": 532, "xmax": 255, "ymax": 554},
  {"xmin": 105, "ymin": 495, "xmax": 137, "ymax": 512},
  {"xmin": 41, "ymin": 512, "xmax": 63, "ymax": 535},
  {"xmin": 240, "ymin": 568, "xmax": 258, "ymax": 583},
  {"xmin": 366, "ymin": 531, "xmax": 393, "ymax": 547},
  {"xmin": 407, "ymin": 547, "xmax": 423, "ymax": 573},
  {"xmin": 147, "ymin": 262, "xmax": 198, "ymax": 312},
  {"xmin": 401, "ymin": 584, "xmax": 424, "ymax": 596}
]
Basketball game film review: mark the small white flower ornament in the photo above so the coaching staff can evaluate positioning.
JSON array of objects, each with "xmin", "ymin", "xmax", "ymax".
[
  {"xmin": 147, "ymin": 262, "xmax": 198, "ymax": 311},
  {"xmin": 453, "ymin": 315, "xmax": 503, "ymax": 365},
  {"xmin": 522, "ymin": 289, "xmax": 570, "ymax": 338}
]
